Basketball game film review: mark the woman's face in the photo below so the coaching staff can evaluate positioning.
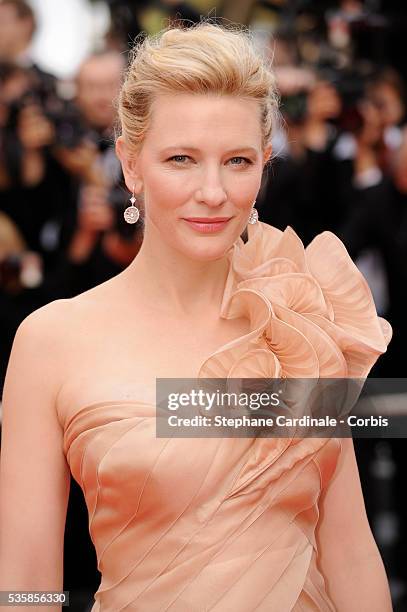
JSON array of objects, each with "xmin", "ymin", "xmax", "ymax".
[
  {"xmin": 369, "ymin": 82, "xmax": 404, "ymax": 128},
  {"xmin": 117, "ymin": 92, "xmax": 272, "ymax": 261}
]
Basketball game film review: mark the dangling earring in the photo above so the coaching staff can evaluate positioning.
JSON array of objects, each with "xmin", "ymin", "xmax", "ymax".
[
  {"xmin": 248, "ymin": 201, "xmax": 258, "ymax": 225},
  {"xmin": 124, "ymin": 185, "xmax": 140, "ymax": 224}
]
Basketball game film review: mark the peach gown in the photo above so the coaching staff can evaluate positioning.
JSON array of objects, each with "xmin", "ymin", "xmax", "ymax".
[{"xmin": 61, "ymin": 221, "xmax": 392, "ymax": 611}]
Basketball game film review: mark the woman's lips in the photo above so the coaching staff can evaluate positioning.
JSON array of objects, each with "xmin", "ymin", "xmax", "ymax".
[{"xmin": 182, "ymin": 217, "xmax": 232, "ymax": 234}]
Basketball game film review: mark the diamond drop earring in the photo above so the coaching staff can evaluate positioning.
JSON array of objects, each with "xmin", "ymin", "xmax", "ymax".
[
  {"xmin": 123, "ymin": 185, "xmax": 140, "ymax": 224},
  {"xmin": 248, "ymin": 201, "xmax": 258, "ymax": 225}
]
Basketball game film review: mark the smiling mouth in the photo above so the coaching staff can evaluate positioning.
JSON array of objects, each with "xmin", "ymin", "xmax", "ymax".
[
  {"xmin": 182, "ymin": 217, "xmax": 233, "ymax": 233},
  {"xmin": 183, "ymin": 217, "xmax": 232, "ymax": 222}
]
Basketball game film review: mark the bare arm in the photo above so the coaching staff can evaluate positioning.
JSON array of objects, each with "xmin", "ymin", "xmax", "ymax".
[
  {"xmin": 316, "ymin": 437, "xmax": 393, "ymax": 611},
  {"xmin": 0, "ymin": 301, "xmax": 71, "ymax": 611}
]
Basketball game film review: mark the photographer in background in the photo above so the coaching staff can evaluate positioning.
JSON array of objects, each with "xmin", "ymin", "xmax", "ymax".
[
  {"xmin": 52, "ymin": 50, "xmax": 143, "ymax": 298},
  {"xmin": 0, "ymin": 60, "xmax": 86, "ymax": 274},
  {"xmin": 0, "ymin": 0, "xmax": 55, "ymax": 88},
  {"xmin": 0, "ymin": 0, "xmax": 36, "ymax": 65}
]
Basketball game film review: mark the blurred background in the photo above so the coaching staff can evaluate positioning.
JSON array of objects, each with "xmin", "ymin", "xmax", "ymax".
[{"xmin": 0, "ymin": 0, "xmax": 406, "ymax": 610}]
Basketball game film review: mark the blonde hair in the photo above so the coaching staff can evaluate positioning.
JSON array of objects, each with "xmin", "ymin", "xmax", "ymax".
[{"xmin": 118, "ymin": 20, "xmax": 281, "ymax": 157}]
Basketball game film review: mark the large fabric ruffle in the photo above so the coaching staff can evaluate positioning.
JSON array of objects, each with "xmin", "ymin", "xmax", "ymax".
[{"xmin": 198, "ymin": 221, "xmax": 392, "ymax": 380}]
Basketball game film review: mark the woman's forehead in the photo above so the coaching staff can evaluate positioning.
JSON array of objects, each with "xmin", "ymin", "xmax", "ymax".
[{"xmin": 147, "ymin": 93, "xmax": 263, "ymax": 138}]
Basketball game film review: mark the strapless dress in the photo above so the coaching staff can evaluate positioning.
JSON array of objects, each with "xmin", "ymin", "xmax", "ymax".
[{"xmin": 61, "ymin": 221, "xmax": 391, "ymax": 611}]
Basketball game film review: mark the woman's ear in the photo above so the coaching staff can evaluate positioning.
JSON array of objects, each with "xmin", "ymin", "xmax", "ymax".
[
  {"xmin": 116, "ymin": 135, "xmax": 143, "ymax": 193},
  {"xmin": 263, "ymin": 144, "xmax": 273, "ymax": 166}
]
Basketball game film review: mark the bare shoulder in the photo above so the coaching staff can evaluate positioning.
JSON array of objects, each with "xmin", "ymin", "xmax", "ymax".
[
  {"xmin": 17, "ymin": 298, "xmax": 74, "ymax": 334},
  {"xmin": 17, "ymin": 276, "xmax": 122, "ymax": 339},
  {"xmin": 3, "ymin": 280, "xmax": 123, "ymax": 406},
  {"xmin": 11, "ymin": 299, "xmax": 72, "ymax": 359},
  {"xmin": 5, "ymin": 299, "xmax": 77, "ymax": 399},
  {"xmin": 10, "ymin": 283, "xmax": 116, "ymax": 381}
]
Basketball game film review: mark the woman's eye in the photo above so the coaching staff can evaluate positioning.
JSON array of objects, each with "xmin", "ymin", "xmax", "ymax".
[
  {"xmin": 229, "ymin": 157, "xmax": 251, "ymax": 166},
  {"xmin": 168, "ymin": 155, "xmax": 189, "ymax": 163},
  {"xmin": 167, "ymin": 155, "xmax": 252, "ymax": 165}
]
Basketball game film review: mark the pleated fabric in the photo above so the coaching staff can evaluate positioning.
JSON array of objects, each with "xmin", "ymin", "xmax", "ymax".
[{"xmin": 61, "ymin": 221, "xmax": 391, "ymax": 611}]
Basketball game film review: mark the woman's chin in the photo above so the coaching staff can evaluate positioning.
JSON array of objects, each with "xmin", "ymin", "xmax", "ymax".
[
  {"xmin": 175, "ymin": 221, "xmax": 244, "ymax": 260},
  {"xmin": 179, "ymin": 238, "xmax": 235, "ymax": 262}
]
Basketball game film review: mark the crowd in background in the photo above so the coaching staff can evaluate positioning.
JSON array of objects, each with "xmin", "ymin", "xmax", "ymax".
[
  {"xmin": 1, "ymin": 0, "xmax": 407, "ymax": 609},
  {"xmin": 1, "ymin": 0, "xmax": 407, "ymax": 380}
]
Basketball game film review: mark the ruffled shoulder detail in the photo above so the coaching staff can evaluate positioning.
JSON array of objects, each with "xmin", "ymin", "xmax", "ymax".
[{"xmin": 198, "ymin": 221, "xmax": 392, "ymax": 379}]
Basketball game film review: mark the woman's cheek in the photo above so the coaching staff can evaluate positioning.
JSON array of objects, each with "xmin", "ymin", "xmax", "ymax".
[{"xmin": 229, "ymin": 172, "xmax": 262, "ymax": 202}]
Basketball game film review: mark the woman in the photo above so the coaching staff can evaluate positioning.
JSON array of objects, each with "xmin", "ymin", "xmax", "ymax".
[{"xmin": 0, "ymin": 21, "xmax": 393, "ymax": 611}]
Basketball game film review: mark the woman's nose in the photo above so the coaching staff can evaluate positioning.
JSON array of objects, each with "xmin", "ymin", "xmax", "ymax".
[{"xmin": 195, "ymin": 166, "xmax": 228, "ymax": 207}]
